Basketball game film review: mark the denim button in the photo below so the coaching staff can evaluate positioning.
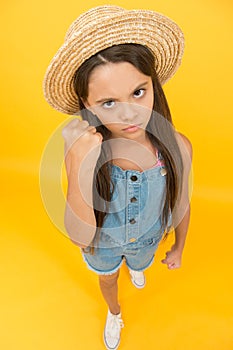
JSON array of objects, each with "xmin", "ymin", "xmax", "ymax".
[
  {"xmin": 130, "ymin": 197, "xmax": 137, "ymax": 203},
  {"xmin": 129, "ymin": 238, "xmax": 137, "ymax": 242},
  {"xmin": 129, "ymin": 218, "xmax": 136, "ymax": 224},
  {"xmin": 130, "ymin": 175, "xmax": 138, "ymax": 181}
]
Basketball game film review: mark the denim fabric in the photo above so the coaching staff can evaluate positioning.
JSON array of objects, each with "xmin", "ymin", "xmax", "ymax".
[{"xmin": 81, "ymin": 152, "xmax": 172, "ymax": 275}]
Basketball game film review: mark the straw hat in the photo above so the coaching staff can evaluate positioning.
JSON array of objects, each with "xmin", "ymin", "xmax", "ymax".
[{"xmin": 43, "ymin": 5, "xmax": 185, "ymax": 115}]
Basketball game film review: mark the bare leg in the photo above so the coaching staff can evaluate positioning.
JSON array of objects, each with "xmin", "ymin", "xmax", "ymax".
[{"xmin": 99, "ymin": 269, "xmax": 121, "ymax": 315}]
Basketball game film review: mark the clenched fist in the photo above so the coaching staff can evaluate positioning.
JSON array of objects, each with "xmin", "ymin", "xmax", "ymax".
[{"xmin": 62, "ymin": 118, "xmax": 103, "ymax": 165}]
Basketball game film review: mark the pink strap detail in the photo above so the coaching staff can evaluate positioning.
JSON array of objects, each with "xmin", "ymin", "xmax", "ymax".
[{"xmin": 152, "ymin": 149, "xmax": 165, "ymax": 168}]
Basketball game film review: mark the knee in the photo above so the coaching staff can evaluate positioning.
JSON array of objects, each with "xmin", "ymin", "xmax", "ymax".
[{"xmin": 99, "ymin": 270, "xmax": 120, "ymax": 287}]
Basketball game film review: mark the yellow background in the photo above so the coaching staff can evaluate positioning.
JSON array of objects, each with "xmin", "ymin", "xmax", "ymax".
[{"xmin": 1, "ymin": 0, "xmax": 233, "ymax": 349}]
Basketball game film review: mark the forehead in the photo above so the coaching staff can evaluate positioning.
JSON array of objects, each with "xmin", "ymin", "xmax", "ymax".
[{"xmin": 87, "ymin": 62, "xmax": 150, "ymax": 100}]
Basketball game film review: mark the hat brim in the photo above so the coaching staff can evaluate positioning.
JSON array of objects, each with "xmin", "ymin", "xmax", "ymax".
[{"xmin": 43, "ymin": 8, "xmax": 184, "ymax": 115}]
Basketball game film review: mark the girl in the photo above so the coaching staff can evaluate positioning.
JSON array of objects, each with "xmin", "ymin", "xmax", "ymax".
[{"xmin": 43, "ymin": 5, "xmax": 192, "ymax": 350}]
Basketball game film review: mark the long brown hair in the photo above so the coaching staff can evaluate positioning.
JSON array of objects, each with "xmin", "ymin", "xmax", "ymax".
[{"xmin": 73, "ymin": 44, "xmax": 183, "ymax": 251}]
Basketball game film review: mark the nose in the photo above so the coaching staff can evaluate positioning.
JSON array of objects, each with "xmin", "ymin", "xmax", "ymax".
[{"xmin": 118, "ymin": 102, "xmax": 138, "ymax": 122}]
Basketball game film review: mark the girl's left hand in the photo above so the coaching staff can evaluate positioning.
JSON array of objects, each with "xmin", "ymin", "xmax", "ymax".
[{"xmin": 161, "ymin": 244, "xmax": 182, "ymax": 269}]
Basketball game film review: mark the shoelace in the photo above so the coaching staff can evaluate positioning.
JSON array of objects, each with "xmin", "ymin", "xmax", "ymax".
[{"xmin": 106, "ymin": 313, "xmax": 124, "ymax": 338}]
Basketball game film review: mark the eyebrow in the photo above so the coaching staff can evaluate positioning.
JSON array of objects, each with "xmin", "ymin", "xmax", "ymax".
[{"xmin": 95, "ymin": 81, "xmax": 149, "ymax": 104}]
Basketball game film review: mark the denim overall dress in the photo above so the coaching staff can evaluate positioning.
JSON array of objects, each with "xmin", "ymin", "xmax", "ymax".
[{"xmin": 81, "ymin": 150, "xmax": 172, "ymax": 275}]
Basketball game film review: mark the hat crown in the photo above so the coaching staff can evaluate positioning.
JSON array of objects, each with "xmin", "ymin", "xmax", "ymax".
[{"xmin": 65, "ymin": 5, "xmax": 125, "ymax": 42}]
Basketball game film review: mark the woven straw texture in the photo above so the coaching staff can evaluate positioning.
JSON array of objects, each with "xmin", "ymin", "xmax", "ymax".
[{"xmin": 43, "ymin": 5, "xmax": 185, "ymax": 115}]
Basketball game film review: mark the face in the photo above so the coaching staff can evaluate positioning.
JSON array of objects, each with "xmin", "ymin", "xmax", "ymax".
[{"xmin": 83, "ymin": 62, "xmax": 154, "ymax": 141}]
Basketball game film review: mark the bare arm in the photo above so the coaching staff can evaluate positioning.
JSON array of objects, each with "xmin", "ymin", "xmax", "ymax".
[
  {"xmin": 161, "ymin": 132, "xmax": 193, "ymax": 269},
  {"xmin": 174, "ymin": 203, "xmax": 190, "ymax": 252},
  {"xmin": 64, "ymin": 151, "xmax": 97, "ymax": 248},
  {"xmin": 62, "ymin": 118, "xmax": 103, "ymax": 248},
  {"xmin": 174, "ymin": 132, "xmax": 193, "ymax": 252}
]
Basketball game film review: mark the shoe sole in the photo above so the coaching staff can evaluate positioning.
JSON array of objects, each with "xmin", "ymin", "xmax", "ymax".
[
  {"xmin": 129, "ymin": 272, "xmax": 146, "ymax": 289},
  {"xmin": 131, "ymin": 278, "xmax": 145, "ymax": 289},
  {"xmin": 103, "ymin": 332, "xmax": 120, "ymax": 350}
]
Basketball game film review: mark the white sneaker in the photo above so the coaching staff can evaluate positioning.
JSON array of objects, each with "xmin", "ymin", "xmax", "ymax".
[
  {"xmin": 103, "ymin": 309, "xmax": 124, "ymax": 350},
  {"xmin": 129, "ymin": 269, "xmax": 146, "ymax": 289}
]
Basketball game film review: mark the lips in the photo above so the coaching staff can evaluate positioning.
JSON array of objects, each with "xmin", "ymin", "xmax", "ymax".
[{"xmin": 122, "ymin": 123, "xmax": 141, "ymax": 130}]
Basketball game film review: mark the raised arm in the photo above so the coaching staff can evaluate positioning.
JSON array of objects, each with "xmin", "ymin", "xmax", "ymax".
[{"xmin": 62, "ymin": 118, "xmax": 103, "ymax": 248}]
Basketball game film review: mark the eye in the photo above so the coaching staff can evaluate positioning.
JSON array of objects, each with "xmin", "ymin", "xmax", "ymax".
[
  {"xmin": 133, "ymin": 88, "xmax": 145, "ymax": 98},
  {"xmin": 102, "ymin": 100, "xmax": 115, "ymax": 109}
]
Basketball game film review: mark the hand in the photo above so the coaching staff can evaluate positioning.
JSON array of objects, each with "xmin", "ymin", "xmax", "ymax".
[
  {"xmin": 62, "ymin": 118, "xmax": 103, "ymax": 163},
  {"xmin": 161, "ymin": 244, "xmax": 182, "ymax": 270}
]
